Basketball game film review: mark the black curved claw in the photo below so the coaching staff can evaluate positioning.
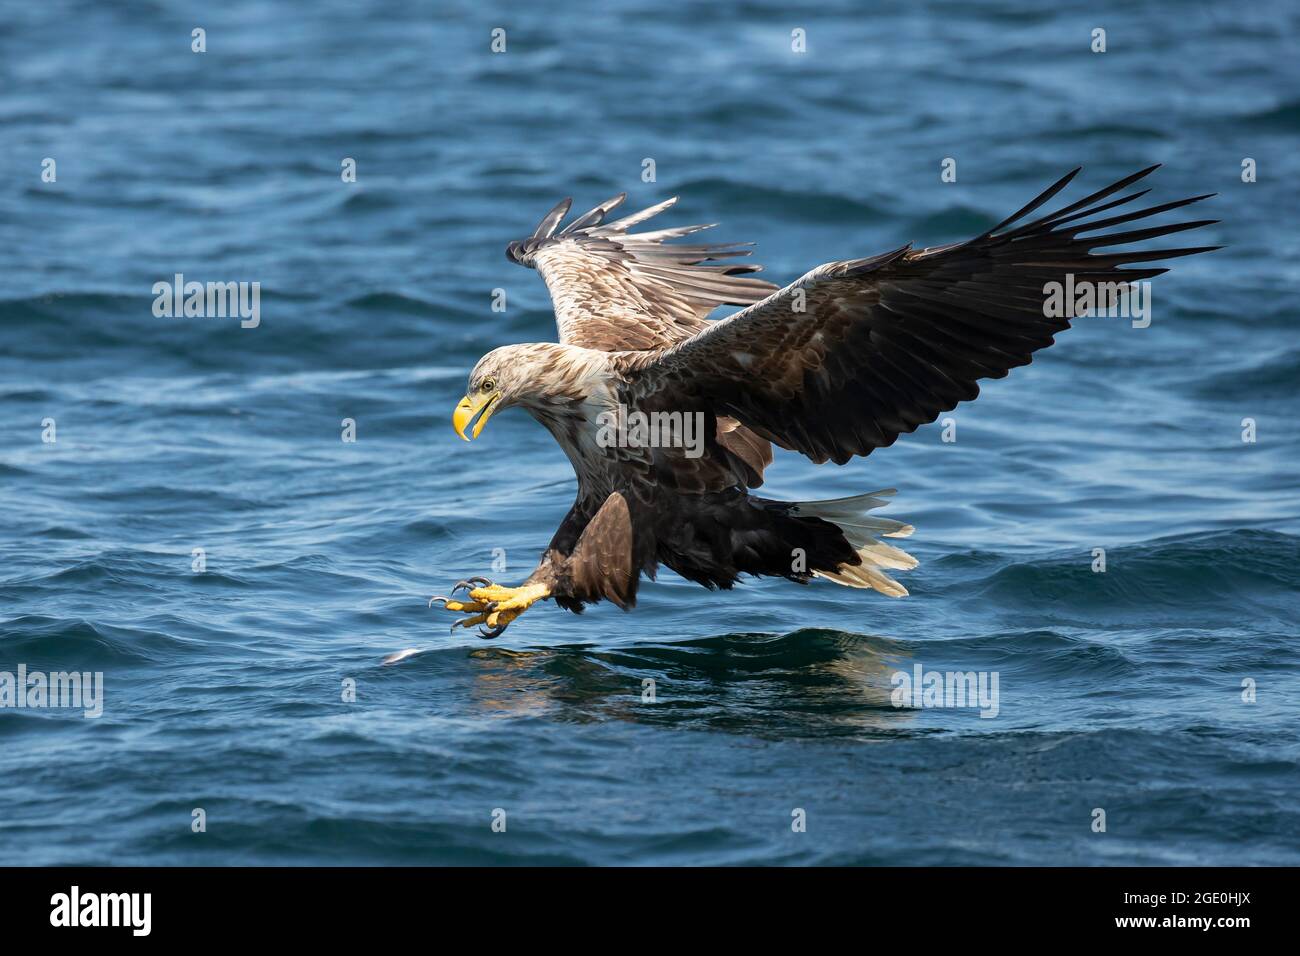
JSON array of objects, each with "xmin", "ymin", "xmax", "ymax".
[
  {"xmin": 428, "ymin": 595, "xmax": 451, "ymax": 609},
  {"xmin": 451, "ymin": 576, "xmax": 493, "ymax": 595},
  {"xmin": 477, "ymin": 623, "xmax": 507, "ymax": 639}
]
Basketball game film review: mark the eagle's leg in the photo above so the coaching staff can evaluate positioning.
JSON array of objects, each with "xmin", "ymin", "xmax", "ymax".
[
  {"xmin": 431, "ymin": 580, "xmax": 551, "ymax": 638},
  {"xmin": 430, "ymin": 492, "xmax": 637, "ymax": 637}
]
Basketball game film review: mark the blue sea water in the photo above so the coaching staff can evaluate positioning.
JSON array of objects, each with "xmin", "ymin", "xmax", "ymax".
[{"xmin": 1, "ymin": 0, "xmax": 1298, "ymax": 865}]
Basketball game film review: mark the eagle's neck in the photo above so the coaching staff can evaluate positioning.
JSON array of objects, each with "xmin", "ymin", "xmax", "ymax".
[{"xmin": 520, "ymin": 349, "xmax": 626, "ymax": 503}]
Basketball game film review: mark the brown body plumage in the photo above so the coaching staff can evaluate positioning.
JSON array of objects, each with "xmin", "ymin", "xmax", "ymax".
[{"xmin": 438, "ymin": 167, "xmax": 1217, "ymax": 637}]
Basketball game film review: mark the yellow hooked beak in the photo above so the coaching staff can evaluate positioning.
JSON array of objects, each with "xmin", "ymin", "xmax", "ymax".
[{"xmin": 453, "ymin": 390, "xmax": 501, "ymax": 441}]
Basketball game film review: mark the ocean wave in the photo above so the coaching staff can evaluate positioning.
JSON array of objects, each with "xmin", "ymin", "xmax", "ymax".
[
  {"xmin": 922, "ymin": 628, "xmax": 1137, "ymax": 679},
  {"xmin": 343, "ymin": 291, "xmax": 439, "ymax": 314},
  {"xmin": 1239, "ymin": 97, "xmax": 1300, "ymax": 130},
  {"xmin": 958, "ymin": 529, "xmax": 1300, "ymax": 612},
  {"xmin": 0, "ymin": 615, "xmax": 188, "ymax": 666},
  {"xmin": 1194, "ymin": 349, "xmax": 1300, "ymax": 401}
]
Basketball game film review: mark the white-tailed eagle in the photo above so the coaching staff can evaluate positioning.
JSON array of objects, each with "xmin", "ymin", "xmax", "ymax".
[{"xmin": 434, "ymin": 166, "xmax": 1216, "ymax": 637}]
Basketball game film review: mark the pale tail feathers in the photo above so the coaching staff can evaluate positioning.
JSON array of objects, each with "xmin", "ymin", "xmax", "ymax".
[{"xmin": 791, "ymin": 489, "xmax": 917, "ymax": 597}]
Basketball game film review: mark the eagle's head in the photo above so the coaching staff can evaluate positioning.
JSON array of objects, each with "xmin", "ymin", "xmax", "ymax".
[{"xmin": 453, "ymin": 343, "xmax": 605, "ymax": 441}]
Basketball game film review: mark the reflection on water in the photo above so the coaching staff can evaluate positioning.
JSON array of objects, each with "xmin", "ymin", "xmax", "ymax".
[{"xmin": 465, "ymin": 630, "xmax": 918, "ymax": 738}]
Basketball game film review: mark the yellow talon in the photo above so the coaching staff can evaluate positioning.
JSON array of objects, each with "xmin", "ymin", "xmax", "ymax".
[
  {"xmin": 441, "ymin": 599, "xmax": 487, "ymax": 613},
  {"xmin": 451, "ymin": 611, "xmax": 492, "ymax": 630},
  {"xmin": 470, "ymin": 582, "xmax": 549, "ymax": 610},
  {"xmin": 432, "ymin": 580, "xmax": 551, "ymax": 637},
  {"xmin": 456, "ymin": 586, "xmax": 507, "ymax": 603}
]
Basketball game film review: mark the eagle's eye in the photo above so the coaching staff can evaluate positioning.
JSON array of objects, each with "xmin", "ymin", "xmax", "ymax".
[{"xmin": 481, "ymin": 377, "xmax": 497, "ymax": 392}]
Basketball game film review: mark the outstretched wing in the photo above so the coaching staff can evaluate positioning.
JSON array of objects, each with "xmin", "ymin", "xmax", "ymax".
[
  {"xmin": 626, "ymin": 166, "xmax": 1219, "ymax": 466},
  {"xmin": 506, "ymin": 193, "xmax": 778, "ymax": 351}
]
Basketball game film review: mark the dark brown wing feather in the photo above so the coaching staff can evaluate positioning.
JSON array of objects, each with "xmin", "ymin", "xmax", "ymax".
[
  {"xmin": 627, "ymin": 167, "xmax": 1219, "ymax": 465},
  {"xmin": 564, "ymin": 491, "xmax": 639, "ymax": 608},
  {"xmin": 527, "ymin": 492, "xmax": 649, "ymax": 612}
]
